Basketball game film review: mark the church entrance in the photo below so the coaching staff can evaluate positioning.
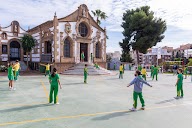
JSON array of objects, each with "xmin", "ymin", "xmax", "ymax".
[
  {"xmin": 80, "ymin": 43, "xmax": 88, "ymax": 62},
  {"xmin": 10, "ymin": 41, "xmax": 21, "ymax": 61}
]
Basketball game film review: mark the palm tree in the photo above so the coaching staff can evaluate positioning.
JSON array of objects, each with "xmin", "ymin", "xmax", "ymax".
[
  {"xmin": 20, "ymin": 34, "xmax": 36, "ymax": 70},
  {"xmin": 91, "ymin": 9, "xmax": 108, "ymax": 25}
]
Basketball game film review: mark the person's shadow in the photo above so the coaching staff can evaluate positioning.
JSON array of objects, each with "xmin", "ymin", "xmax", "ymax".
[
  {"xmin": 92, "ymin": 111, "xmax": 130, "ymax": 121},
  {"xmin": 0, "ymin": 103, "xmax": 52, "ymax": 113}
]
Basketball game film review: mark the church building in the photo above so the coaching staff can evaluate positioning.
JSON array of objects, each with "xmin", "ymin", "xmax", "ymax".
[{"xmin": 0, "ymin": 4, "xmax": 107, "ymax": 72}]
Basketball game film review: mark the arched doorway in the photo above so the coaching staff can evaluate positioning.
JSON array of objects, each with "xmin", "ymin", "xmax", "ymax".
[{"xmin": 10, "ymin": 41, "xmax": 21, "ymax": 61}]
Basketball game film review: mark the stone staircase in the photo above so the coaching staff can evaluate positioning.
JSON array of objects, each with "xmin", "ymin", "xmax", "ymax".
[{"xmin": 62, "ymin": 62, "xmax": 115, "ymax": 75}]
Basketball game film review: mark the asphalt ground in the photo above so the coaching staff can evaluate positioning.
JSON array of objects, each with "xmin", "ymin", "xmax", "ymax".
[{"xmin": 0, "ymin": 71, "xmax": 192, "ymax": 128}]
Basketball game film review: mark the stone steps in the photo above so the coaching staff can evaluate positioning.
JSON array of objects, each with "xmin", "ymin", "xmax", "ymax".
[{"xmin": 62, "ymin": 62, "xmax": 115, "ymax": 75}]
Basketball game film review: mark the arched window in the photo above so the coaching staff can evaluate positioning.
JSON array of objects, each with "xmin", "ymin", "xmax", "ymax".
[
  {"xmin": 64, "ymin": 38, "xmax": 71, "ymax": 57},
  {"xmin": 78, "ymin": 23, "xmax": 88, "ymax": 37},
  {"xmin": 95, "ymin": 43, "xmax": 100, "ymax": 58},
  {"xmin": 1, "ymin": 32, "xmax": 7, "ymax": 40}
]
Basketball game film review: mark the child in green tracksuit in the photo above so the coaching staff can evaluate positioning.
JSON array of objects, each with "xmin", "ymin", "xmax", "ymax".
[
  {"xmin": 127, "ymin": 70, "xmax": 152, "ymax": 111},
  {"xmin": 119, "ymin": 64, "xmax": 123, "ymax": 79},
  {"xmin": 184, "ymin": 66, "xmax": 188, "ymax": 79},
  {"xmin": 152, "ymin": 65, "xmax": 158, "ymax": 81},
  {"xmin": 138, "ymin": 65, "xmax": 142, "ymax": 71},
  {"xmin": 8, "ymin": 63, "xmax": 15, "ymax": 90},
  {"xmin": 49, "ymin": 68, "xmax": 62, "ymax": 104},
  {"xmin": 84, "ymin": 64, "xmax": 88, "ymax": 83},
  {"xmin": 175, "ymin": 68, "xmax": 184, "ymax": 99},
  {"xmin": 150, "ymin": 65, "xmax": 154, "ymax": 77}
]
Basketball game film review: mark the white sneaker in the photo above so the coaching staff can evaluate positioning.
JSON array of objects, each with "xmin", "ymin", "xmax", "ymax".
[
  {"xmin": 55, "ymin": 102, "xmax": 60, "ymax": 105},
  {"xmin": 129, "ymin": 108, "xmax": 136, "ymax": 111},
  {"xmin": 12, "ymin": 88, "xmax": 16, "ymax": 91}
]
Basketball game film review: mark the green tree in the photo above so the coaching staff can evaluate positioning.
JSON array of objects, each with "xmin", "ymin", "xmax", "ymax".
[
  {"xmin": 20, "ymin": 34, "xmax": 36, "ymax": 70},
  {"xmin": 91, "ymin": 9, "xmax": 108, "ymax": 25},
  {"xmin": 119, "ymin": 39, "xmax": 132, "ymax": 62},
  {"xmin": 120, "ymin": 6, "xmax": 166, "ymax": 64}
]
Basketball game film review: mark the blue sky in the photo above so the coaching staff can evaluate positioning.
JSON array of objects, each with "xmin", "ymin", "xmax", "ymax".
[{"xmin": 1, "ymin": 0, "xmax": 192, "ymax": 52}]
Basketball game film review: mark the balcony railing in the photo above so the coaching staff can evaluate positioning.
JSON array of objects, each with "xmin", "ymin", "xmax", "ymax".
[{"xmin": 41, "ymin": 54, "xmax": 52, "ymax": 63}]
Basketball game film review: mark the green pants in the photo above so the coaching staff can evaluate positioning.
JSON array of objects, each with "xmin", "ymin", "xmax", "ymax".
[
  {"xmin": 49, "ymin": 84, "xmax": 58, "ymax": 104},
  {"xmin": 142, "ymin": 74, "xmax": 146, "ymax": 81},
  {"xmin": 150, "ymin": 71, "xmax": 153, "ymax": 77},
  {"xmin": 177, "ymin": 84, "xmax": 183, "ymax": 97},
  {"xmin": 119, "ymin": 71, "xmax": 123, "ymax": 79},
  {"xmin": 84, "ymin": 73, "xmax": 87, "ymax": 83},
  {"xmin": 45, "ymin": 70, "xmax": 50, "ymax": 76},
  {"xmin": 14, "ymin": 71, "xmax": 19, "ymax": 80},
  {"xmin": 152, "ymin": 73, "xmax": 158, "ymax": 81},
  {"xmin": 133, "ymin": 91, "xmax": 145, "ymax": 108}
]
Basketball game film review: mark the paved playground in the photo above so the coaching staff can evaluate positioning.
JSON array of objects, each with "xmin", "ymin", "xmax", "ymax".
[{"xmin": 0, "ymin": 71, "xmax": 192, "ymax": 128}]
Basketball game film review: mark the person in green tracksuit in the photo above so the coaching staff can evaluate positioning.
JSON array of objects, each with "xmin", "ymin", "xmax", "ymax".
[
  {"xmin": 123, "ymin": 64, "xmax": 125, "ymax": 74},
  {"xmin": 138, "ymin": 65, "xmax": 142, "ymax": 71},
  {"xmin": 150, "ymin": 65, "xmax": 154, "ymax": 77},
  {"xmin": 127, "ymin": 70, "xmax": 152, "ymax": 111},
  {"xmin": 152, "ymin": 65, "xmax": 158, "ymax": 81},
  {"xmin": 49, "ymin": 68, "xmax": 62, "ymax": 104},
  {"xmin": 84, "ymin": 64, "xmax": 88, "ymax": 84},
  {"xmin": 175, "ymin": 68, "xmax": 184, "ymax": 99},
  {"xmin": 113, "ymin": 63, "xmax": 116, "ymax": 70},
  {"xmin": 8, "ymin": 63, "xmax": 15, "ymax": 90},
  {"xmin": 81, "ymin": 51, "xmax": 85, "ymax": 62},
  {"xmin": 91, "ymin": 53, "xmax": 93, "ymax": 63},
  {"xmin": 184, "ymin": 66, "xmax": 188, "ymax": 79}
]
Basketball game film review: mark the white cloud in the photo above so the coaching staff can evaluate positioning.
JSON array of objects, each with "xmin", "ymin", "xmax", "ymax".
[{"xmin": 1, "ymin": 0, "xmax": 192, "ymax": 31}]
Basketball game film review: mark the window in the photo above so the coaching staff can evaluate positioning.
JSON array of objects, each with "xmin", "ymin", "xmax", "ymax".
[
  {"xmin": 1, "ymin": 33, "xmax": 7, "ymax": 40},
  {"xmin": 78, "ymin": 23, "xmax": 88, "ymax": 37},
  {"xmin": 2, "ymin": 45, "xmax": 7, "ymax": 54},
  {"xmin": 45, "ymin": 41, "xmax": 52, "ymax": 54},
  {"xmin": 64, "ymin": 38, "xmax": 71, "ymax": 57},
  {"xmin": 95, "ymin": 43, "xmax": 100, "ymax": 58}
]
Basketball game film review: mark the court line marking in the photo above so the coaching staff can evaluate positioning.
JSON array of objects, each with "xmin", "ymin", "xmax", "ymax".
[
  {"xmin": 40, "ymin": 80, "xmax": 49, "ymax": 99},
  {"xmin": 0, "ymin": 102, "xmax": 192, "ymax": 126}
]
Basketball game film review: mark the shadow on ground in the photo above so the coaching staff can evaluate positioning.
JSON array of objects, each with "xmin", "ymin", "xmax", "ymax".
[
  {"xmin": 156, "ymin": 99, "xmax": 175, "ymax": 104},
  {"xmin": 0, "ymin": 104, "xmax": 52, "ymax": 113},
  {"xmin": 92, "ymin": 111, "xmax": 130, "ymax": 121}
]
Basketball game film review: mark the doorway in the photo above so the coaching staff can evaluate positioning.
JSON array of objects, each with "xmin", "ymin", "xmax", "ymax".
[
  {"xmin": 80, "ymin": 43, "xmax": 88, "ymax": 62},
  {"xmin": 10, "ymin": 41, "xmax": 20, "ymax": 61}
]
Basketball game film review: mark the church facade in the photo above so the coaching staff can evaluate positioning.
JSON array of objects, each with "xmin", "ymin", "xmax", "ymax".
[{"xmin": 0, "ymin": 4, "xmax": 107, "ymax": 72}]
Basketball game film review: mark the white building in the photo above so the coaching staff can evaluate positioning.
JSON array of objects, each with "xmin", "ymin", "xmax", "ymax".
[
  {"xmin": 143, "ymin": 48, "xmax": 172, "ymax": 65},
  {"xmin": 0, "ymin": 4, "xmax": 107, "ymax": 72}
]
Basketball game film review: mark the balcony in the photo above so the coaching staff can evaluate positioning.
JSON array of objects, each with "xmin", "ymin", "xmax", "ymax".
[{"xmin": 41, "ymin": 54, "xmax": 52, "ymax": 63}]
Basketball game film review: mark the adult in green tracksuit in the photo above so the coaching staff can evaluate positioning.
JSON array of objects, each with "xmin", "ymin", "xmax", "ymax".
[
  {"xmin": 91, "ymin": 53, "xmax": 93, "ymax": 63},
  {"xmin": 49, "ymin": 68, "xmax": 62, "ymax": 104},
  {"xmin": 150, "ymin": 65, "xmax": 154, "ymax": 77},
  {"xmin": 84, "ymin": 64, "xmax": 88, "ymax": 84},
  {"xmin": 152, "ymin": 65, "xmax": 158, "ymax": 81},
  {"xmin": 81, "ymin": 51, "xmax": 85, "ymax": 62},
  {"xmin": 138, "ymin": 65, "xmax": 142, "ymax": 71},
  {"xmin": 175, "ymin": 68, "xmax": 184, "ymax": 99}
]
